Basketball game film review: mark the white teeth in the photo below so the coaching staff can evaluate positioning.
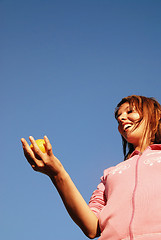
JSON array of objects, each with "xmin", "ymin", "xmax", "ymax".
[{"xmin": 124, "ymin": 124, "xmax": 132, "ymax": 131}]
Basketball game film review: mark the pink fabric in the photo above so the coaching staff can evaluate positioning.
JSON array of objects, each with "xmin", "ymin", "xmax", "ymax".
[{"xmin": 89, "ymin": 145, "xmax": 161, "ymax": 239}]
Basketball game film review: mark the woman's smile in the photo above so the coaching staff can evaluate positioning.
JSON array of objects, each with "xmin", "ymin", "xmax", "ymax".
[{"xmin": 122, "ymin": 122, "xmax": 133, "ymax": 132}]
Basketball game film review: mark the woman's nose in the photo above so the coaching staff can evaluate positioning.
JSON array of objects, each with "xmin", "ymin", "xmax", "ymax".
[{"xmin": 118, "ymin": 113, "xmax": 127, "ymax": 122}]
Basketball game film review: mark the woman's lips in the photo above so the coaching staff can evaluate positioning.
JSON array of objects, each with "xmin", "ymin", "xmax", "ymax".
[{"xmin": 123, "ymin": 123, "xmax": 133, "ymax": 131}]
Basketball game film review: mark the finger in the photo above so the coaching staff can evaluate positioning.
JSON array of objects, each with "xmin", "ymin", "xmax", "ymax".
[
  {"xmin": 29, "ymin": 136, "xmax": 44, "ymax": 159},
  {"xmin": 21, "ymin": 137, "xmax": 44, "ymax": 169},
  {"xmin": 21, "ymin": 138, "xmax": 37, "ymax": 168},
  {"xmin": 44, "ymin": 135, "xmax": 53, "ymax": 156},
  {"xmin": 21, "ymin": 137, "xmax": 35, "ymax": 158}
]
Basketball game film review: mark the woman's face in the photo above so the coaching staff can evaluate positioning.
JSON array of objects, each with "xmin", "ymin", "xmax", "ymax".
[{"xmin": 117, "ymin": 102, "xmax": 146, "ymax": 150}]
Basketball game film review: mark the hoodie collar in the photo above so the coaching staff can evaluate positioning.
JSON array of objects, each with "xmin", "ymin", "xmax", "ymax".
[{"xmin": 130, "ymin": 144, "xmax": 161, "ymax": 158}]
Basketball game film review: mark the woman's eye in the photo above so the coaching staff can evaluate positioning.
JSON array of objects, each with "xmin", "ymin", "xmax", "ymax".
[{"xmin": 128, "ymin": 110, "xmax": 133, "ymax": 114}]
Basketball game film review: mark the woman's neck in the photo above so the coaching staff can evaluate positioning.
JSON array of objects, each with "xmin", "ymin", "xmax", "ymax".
[{"xmin": 134, "ymin": 140, "xmax": 153, "ymax": 153}]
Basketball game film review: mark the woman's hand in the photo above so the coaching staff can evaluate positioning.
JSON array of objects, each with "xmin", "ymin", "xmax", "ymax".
[
  {"xmin": 21, "ymin": 135, "xmax": 100, "ymax": 238},
  {"xmin": 21, "ymin": 136, "xmax": 63, "ymax": 178}
]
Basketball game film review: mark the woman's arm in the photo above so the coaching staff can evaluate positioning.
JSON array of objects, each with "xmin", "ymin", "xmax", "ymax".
[{"xmin": 21, "ymin": 136, "xmax": 100, "ymax": 239}]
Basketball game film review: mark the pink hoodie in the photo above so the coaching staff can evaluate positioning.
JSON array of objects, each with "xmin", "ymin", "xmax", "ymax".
[{"xmin": 89, "ymin": 145, "xmax": 161, "ymax": 240}]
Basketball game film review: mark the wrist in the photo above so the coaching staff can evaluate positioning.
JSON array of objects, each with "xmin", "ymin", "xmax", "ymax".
[{"xmin": 49, "ymin": 166, "xmax": 68, "ymax": 185}]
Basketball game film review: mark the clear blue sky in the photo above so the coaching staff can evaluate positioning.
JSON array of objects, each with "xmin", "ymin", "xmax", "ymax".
[{"xmin": 1, "ymin": 1, "xmax": 161, "ymax": 239}]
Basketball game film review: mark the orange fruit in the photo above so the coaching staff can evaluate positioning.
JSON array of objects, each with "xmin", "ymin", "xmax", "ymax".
[{"xmin": 30, "ymin": 139, "xmax": 46, "ymax": 153}]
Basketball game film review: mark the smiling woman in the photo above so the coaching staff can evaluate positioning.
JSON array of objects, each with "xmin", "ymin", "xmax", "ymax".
[
  {"xmin": 21, "ymin": 95, "xmax": 161, "ymax": 240},
  {"xmin": 115, "ymin": 95, "xmax": 161, "ymax": 159}
]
